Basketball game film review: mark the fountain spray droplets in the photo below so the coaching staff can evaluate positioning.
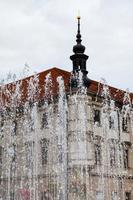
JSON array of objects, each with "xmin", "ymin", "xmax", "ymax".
[
  {"xmin": 44, "ymin": 72, "xmax": 53, "ymax": 104},
  {"xmin": 0, "ymin": 69, "xmax": 133, "ymax": 199},
  {"xmin": 0, "ymin": 64, "xmax": 35, "ymax": 86},
  {"xmin": 56, "ymin": 76, "xmax": 67, "ymax": 200}
]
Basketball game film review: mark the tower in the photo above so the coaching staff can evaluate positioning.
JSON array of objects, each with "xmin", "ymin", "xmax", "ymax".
[{"xmin": 70, "ymin": 16, "xmax": 91, "ymax": 87}]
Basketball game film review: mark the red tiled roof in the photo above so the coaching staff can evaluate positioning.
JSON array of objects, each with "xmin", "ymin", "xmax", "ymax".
[
  {"xmin": 0, "ymin": 68, "xmax": 70, "ymax": 109},
  {"xmin": 89, "ymin": 79, "xmax": 133, "ymax": 103},
  {"xmin": 0, "ymin": 67, "xmax": 133, "ymax": 109}
]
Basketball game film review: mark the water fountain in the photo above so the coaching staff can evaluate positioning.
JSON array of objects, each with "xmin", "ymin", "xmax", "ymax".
[
  {"xmin": 0, "ymin": 14, "xmax": 133, "ymax": 200},
  {"xmin": 0, "ymin": 68, "xmax": 133, "ymax": 200}
]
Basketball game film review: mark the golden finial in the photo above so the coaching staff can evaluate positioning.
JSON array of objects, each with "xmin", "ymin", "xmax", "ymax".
[{"xmin": 77, "ymin": 10, "xmax": 81, "ymax": 20}]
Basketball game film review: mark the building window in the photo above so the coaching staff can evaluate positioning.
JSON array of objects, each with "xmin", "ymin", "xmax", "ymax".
[
  {"xmin": 125, "ymin": 192, "xmax": 131, "ymax": 200},
  {"xmin": 28, "ymin": 116, "xmax": 34, "ymax": 132},
  {"xmin": 41, "ymin": 191, "xmax": 47, "ymax": 200},
  {"xmin": 11, "ymin": 121, "xmax": 17, "ymax": 136},
  {"xmin": 95, "ymin": 144, "xmax": 102, "ymax": 165},
  {"xmin": 123, "ymin": 148, "xmax": 128, "ymax": 169},
  {"xmin": 96, "ymin": 191, "xmax": 104, "ymax": 200},
  {"xmin": 0, "ymin": 120, "xmax": 4, "ymax": 132},
  {"xmin": 94, "ymin": 110, "xmax": 101, "ymax": 125},
  {"xmin": 110, "ymin": 146, "xmax": 116, "ymax": 167},
  {"xmin": 111, "ymin": 192, "xmax": 117, "ymax": 200},
  {"xmin": 122, "ymin": 117, "xmax": 128, "ymax": 132},
  {"xmin": 0, "ymin": 146, "xmax": 3, "ymax": 164},
  {"xmin": 118, "ymin": 145, "xmax": 123, "ymax": 168},
  {"xmin": 109, "ymin": 116, "xmax": 114, "ymax": 129},
  {"xmin": 58, "ymin": 145, "xmax": 63, "ymax": 163},
  {"xmin": 40, "ymin": 138, "xmax": 49, "ymax": 165},
  {"xmin": 10, "ymin": 192, "xmax": 14, "ymax": 200},
  {"xmin": 41, "ymin": 190, "xmax": 53, "ymax": 200},
  {"xmin": 12, "ymin": 144, "xmax": 16, "ymax": 163},
  {"xmin": 25, "ymin": 141, "xmax": 34, "ymax": 168},
  {"xmin": 41, "ymin": 113, "xmax": 48, "ymax": 129}
]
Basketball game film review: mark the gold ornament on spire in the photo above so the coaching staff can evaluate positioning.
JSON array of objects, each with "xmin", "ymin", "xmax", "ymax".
[{"xmin": 77, "ymin": 10, "xmax": 81, "ymax": 20}]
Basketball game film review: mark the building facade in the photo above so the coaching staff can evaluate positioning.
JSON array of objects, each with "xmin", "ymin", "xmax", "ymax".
[{"xmin": 0, "ymin": 17, "xmax": 133, "ymax": 200}]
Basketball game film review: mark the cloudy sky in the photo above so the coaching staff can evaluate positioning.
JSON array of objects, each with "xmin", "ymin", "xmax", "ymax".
[{"xmin": 0, "ymin": 0, "xmax": 133, "ymax": 91}]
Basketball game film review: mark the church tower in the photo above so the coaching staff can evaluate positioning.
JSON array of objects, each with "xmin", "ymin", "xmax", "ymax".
[{"xmin": 70, "ymin": 16, "xmax": 91, "ymax": 87}]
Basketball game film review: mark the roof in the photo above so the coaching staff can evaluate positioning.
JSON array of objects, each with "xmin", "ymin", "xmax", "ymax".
[
  {"xmin": 89, "ymin": 80, "xmax": 133, "ymax": 104},
  {"xmin": 0, "ymin": 67, "xmax": 133, "ymax": 110}
]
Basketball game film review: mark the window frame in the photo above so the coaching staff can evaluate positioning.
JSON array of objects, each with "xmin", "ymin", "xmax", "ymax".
[
  {"xmin": 95, "ymin": 143, "xmax": 102, "ymax": 165},
  {"xmin": 125, "ymin": 192, "xmax": 131, "ymax": 200},
  {"xmin": 41, "ymin": 112, "xmax": 49, "ymax": 129},
  {"xmin": 110, "ymin": 145, "xmax": 116, "ymax": 167},
  {"xmin": 109, "ymin": 116, "xmax": 115, "ymax": 129},
  {"xmin": 122, "ymin": 117, "xmax": 129, "ymax": 133},
  {"xmin": 94, "ymin": 109, "xmax": 101, "ymax": 126},
  {"xmin": 40, "ymin": 138, "xmax": 49, "ymax": 165}
]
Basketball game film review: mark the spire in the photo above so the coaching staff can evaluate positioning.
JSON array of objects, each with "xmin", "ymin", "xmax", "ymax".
[
  {"xmin": 73, "ymin": 15, "xmax": 85, "ymax": 54},
  {"xmin": 70, "ymin": 15, "xmax": 91, "ymax": 87},
  {"xmin": 76, "ymin": 15, "xmax": 81, "ymax": 44}
]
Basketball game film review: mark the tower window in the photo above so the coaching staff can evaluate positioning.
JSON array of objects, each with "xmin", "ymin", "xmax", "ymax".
[
  {"xmin": 40, "ymin": 138, "xmax": 49, "ymax": 165},
  {"xmin": 94, "ymin": 110, "xmax": 101, "ymax": 125}
]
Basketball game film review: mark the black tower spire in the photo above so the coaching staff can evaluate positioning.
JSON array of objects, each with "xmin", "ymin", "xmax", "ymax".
[{"xmin": 70, "ymin": 16, "xmax": 90, "ymax": 87}]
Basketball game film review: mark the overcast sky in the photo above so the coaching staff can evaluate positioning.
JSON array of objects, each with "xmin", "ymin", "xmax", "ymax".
[{"xmin": 0, "ymin": 0, "xmax": 133, "ymax": 91}]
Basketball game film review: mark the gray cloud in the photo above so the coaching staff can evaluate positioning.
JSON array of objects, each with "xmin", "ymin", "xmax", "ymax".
[{"xmin": 0, "ymin": 0, "xmax": 133, "ymax": 91}]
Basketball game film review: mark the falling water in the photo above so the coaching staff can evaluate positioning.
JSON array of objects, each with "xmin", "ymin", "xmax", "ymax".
[{"xmin": 0, "ymin": 70, "xmax": 133, "ymax": 200}]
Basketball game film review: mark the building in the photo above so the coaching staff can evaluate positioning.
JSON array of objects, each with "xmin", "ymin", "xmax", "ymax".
[{"xmin": 0, "ymin": 16, "xmax": 133, "ymax": 200}]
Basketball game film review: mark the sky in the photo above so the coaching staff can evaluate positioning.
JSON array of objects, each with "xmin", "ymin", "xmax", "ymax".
[{"xmin": 0, "ymin": 0, "xmax": 133, "ymax": 91}]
